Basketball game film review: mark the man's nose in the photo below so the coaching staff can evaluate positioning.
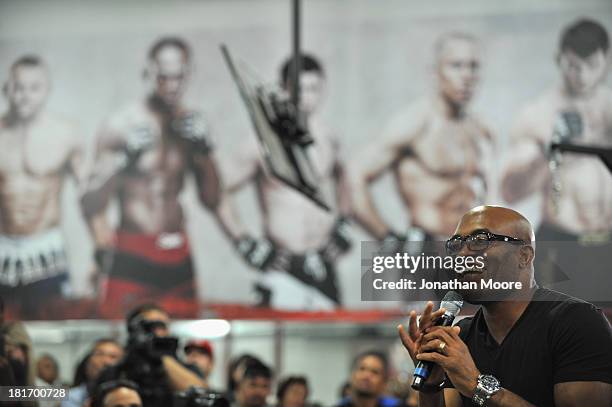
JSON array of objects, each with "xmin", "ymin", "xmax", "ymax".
[
  {"xmin": 166, "ymin": 79, "xmax": 180, "ymax": 91},
  {"xmin": 101, "ymin": 355, "xmax": 114, "ymax": 366}
]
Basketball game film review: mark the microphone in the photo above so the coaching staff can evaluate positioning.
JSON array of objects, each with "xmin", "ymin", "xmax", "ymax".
[{"xmin": 411, "ymin": 291, "xmax": 464, "ymax": 390}]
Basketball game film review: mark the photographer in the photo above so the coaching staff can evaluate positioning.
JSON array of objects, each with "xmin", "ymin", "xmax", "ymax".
[{"xmin": 95, "ymin": 303, "xmax": 205, "ymax": 407}]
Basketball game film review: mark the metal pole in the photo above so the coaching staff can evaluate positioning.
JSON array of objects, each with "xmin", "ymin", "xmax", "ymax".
[{"xmin": 291, "ymin": 0, "xmax": 301, "ymax": 112}]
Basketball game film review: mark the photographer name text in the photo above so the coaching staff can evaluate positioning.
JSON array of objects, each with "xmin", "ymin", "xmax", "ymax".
[{"xmin": 372, "ymin": 278, "xmax": 523, "ymax": 290}]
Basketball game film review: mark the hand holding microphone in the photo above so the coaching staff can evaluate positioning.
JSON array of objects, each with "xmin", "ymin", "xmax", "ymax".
[
  {"xmin": 399, "ymin": 292, "xmax": 483, "ymax": 398},
  {"xmin": 398, "ymin": 300, "xmax": 450, "ymax": 386}
]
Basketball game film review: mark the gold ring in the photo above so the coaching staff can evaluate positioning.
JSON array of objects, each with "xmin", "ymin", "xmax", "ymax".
[{"xmin": 438, "ymin": 341, "xmax": 447, "ymax": 354}]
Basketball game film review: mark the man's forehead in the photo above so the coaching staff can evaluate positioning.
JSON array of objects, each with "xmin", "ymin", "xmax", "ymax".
[
  {"xmin": 299, "ymin": 71, "xmax": 323, "ymax": 82},
  {"xmin": 560, "ymin": 48, "xmax": 606, "ymax": 63},
  {"xmin": 455, "ymin": 211, "xmax": 508, "ymax": 236},
  {"xmin": 154, "ymin": 47, "xmax": 188, "ymax": 69},
  {"xmin": 246, "ymin": 376, "xmax": 270, "ymax": 384},
  {"xmin": 141, "ymin": 309, "xmax": 169, "ymax": 320},
  {"xmin": 95, "ymin": 341, "xmax": 122, "ymax": 353},
  {"xmin": 13, "ymin": 65, "xmax": 48, "ymax": 79},
  {"xmin": 438, "ymin": 38, "xmax": 479, "ymax": 60},
  {"xmin": 358, "ymin": 355, "xmax": 383, "ymax": 370},
  {"xmin": 454, "ymin": 206, "xmax": 533, "ymax": 242}
]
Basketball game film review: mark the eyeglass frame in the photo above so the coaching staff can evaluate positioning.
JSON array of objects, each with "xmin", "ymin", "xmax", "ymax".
[{"xmin": 445, "ymin": 229, "xmax": 527, "ymax": 255}]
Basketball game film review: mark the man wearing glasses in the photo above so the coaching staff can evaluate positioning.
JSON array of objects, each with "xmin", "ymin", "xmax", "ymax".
[{"xmin": 398, "ymin": 205, "xmax": 612, "ymax": 406}]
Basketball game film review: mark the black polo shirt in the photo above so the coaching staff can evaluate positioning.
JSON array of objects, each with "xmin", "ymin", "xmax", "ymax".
[{"xmin": 452, "ymin": 288, "xmax": 612, "ymax": 406}]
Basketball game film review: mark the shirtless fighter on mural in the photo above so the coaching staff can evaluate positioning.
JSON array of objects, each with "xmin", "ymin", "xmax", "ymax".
[
  {"xmin": 350, "ymin": 32, "xmax": 495, "ymax": 248},
  {"xmin": 81, "ymin": 37, "xmax": 221, "ymax": 317},
  {"xmin": 219, "ymin": 54, "xmax": 352, "ymax": 310},
  {"xmin": 0, "ymin": 55, "xmax": 86, "ymax": 319},
  {"xmin": 501, "ymin": 19, "xmax": 612, "ymax": 302}
]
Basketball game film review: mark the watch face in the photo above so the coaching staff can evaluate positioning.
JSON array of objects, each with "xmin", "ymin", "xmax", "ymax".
[{"xmin": 480, "ymin": 375, "xmax": 500, "ymax": 392}]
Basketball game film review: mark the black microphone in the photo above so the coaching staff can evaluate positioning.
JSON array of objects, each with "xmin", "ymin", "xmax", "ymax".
[{"xmin": 411, "ymin": 291, "xmax": 464, "ymax": 390}]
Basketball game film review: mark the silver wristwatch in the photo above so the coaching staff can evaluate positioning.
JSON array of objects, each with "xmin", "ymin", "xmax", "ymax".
[{"xmin": 472, "ymin": 374, "xmax": 501, "ymax": 406}]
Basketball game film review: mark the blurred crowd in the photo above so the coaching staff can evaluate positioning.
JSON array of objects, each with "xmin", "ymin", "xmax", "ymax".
[{"xmin": 1, "ymin": 300, "xmax": 417, "ymax": 407}]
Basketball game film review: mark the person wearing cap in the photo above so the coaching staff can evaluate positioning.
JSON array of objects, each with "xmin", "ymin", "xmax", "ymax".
[{"xmin": 184, "ymin": 339, "xmax": 214, "ymax": 385}]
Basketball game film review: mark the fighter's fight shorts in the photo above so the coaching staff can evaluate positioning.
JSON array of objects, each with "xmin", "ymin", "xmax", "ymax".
[
  {"xmin": 0, "ymin": 228, "xmax": 70, "ymax": 319},
  {"xmin": 535, "ymin": 222, "xmax": 612, "ymax": 305},
  {"xmin": 98, "ymin": 231, "xmax": 197, "ymax": 318},
  {"xmin": 256, "ymin": 235, "xmax": 345, "ymax": 311}
]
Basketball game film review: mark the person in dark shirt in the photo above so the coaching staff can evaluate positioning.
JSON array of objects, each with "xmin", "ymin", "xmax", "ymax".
[
  {"xmin": 336, "ymin": 350, "xmax": 401, "ymax": 407},
  {"xmin": 398, "ymin": 205, "xmax": 612, "ymax": 406},
  {"xmin": 94, "ymin": 303, "xmax": 205, "ymax": 407}
]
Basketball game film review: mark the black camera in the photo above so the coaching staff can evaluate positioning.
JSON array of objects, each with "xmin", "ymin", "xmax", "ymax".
[
  {"xmin": 127, "ymin": 318, "xmax": 178, "ymax": 361},
  {"xmin": 174, "ymin": 387, "xmax": 230, "ymax": 407}
]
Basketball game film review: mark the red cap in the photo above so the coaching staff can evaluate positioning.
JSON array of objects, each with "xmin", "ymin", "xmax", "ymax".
[{"xmin": 184, "ymin": 339, "xmax": 214, "ymax": 360}]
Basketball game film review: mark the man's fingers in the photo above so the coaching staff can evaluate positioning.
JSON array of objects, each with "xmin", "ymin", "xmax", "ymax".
[
  {"xmin": 420, "ymin": 302, "xmax": 446, "ymax": 331},
  {"xmin": 398, "ymin": 324, "xmax": 415, "ymax": 349},
  {"xmin": 450, "ymin": 325, "xmax": 461, "ymax": 339},
  {"xmin": 419, "ymin": 339, "xmax": 447, "ymax": 354},
  {"xmin": 430, "ymin": 307, "xmax": 446, "ymax": 322},
  {"xmin": 416, "ymin": 351, "xmax": 446, "ymax": 365},
  {"xmin": 418, "ymin": 302, "xmax": 435, "ymax": 329},
  {"xmin": 423, "ymin": 327, "xmax": 455, "ymax": 345},
  {"xmin": 408, "ymin": 310, "xmax": 418, "ymax": 338},
  {"xmin": 398, "ymin": 325, "xmax": 418, "ymax": 362}
]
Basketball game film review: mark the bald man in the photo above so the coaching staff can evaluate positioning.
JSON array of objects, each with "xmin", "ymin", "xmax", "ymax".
[
  {"xmin": 0, "ymin": 55, "xmax": 85, "ymax": 319},
  {"xmin": 399, "ymin": 206, "xmax": 612, "ymax": 407},
  {"xmin": 350, "ymin": 32, "xmax": 495, "ymax": 248}
]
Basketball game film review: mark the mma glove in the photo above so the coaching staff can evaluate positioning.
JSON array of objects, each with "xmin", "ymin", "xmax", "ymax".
[
  {"xmin": 321, "ymin": 217, "xmax": 353, "ymax": 261},
  {"xmin": 235, "ymin": 236, "xmax": 276, "ymax": 271},
  {"xmin": 122, "ymin": 125, "xmax": 156, "ymax": 170},
  {"xmin": 171, "ymin": 112, "xmax": 213, "ymax": 154}
]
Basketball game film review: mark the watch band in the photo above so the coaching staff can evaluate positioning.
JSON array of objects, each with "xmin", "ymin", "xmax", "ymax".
[{"xmin": 472, "ymin": 374, "xmax": 501, "ymax": 406}]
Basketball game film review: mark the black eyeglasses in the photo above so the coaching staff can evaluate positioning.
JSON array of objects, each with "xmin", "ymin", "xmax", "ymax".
[{"xmin": 446, "ymin": 229, "xmax": 526, "ymax": 255}]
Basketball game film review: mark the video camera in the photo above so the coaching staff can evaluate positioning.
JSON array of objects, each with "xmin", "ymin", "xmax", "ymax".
[
  {"xmin": 118, "ymin": 317, "xmax": 180, "ymax": 405},
  {"xmin": 127, "ymin": 317, "xmax": 178, "ymax": 361}
]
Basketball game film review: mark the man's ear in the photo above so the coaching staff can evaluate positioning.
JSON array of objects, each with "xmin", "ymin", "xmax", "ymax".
[{"xmin": 518, "ymin": 245, "xmax": 535, "ymax": 269}]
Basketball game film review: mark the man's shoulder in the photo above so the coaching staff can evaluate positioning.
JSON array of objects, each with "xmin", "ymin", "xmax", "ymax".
[
  {"xmin": 104, "ymin": 101, "xmax": 151, "ymax": 132},
  {"xmin": 515, "ymin": 90, "xmax": 559, "ymax": 124},
  {"xmin": 531, "ymin": 288, "xmax": 605, "ymax": 324},
  {"xmin": 379, "ymin": 100, "xmax": 429, "ymax": 143},
  {"xmin": 465, "ymin": 113, "xmax": 495, "ymax": 143}
]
